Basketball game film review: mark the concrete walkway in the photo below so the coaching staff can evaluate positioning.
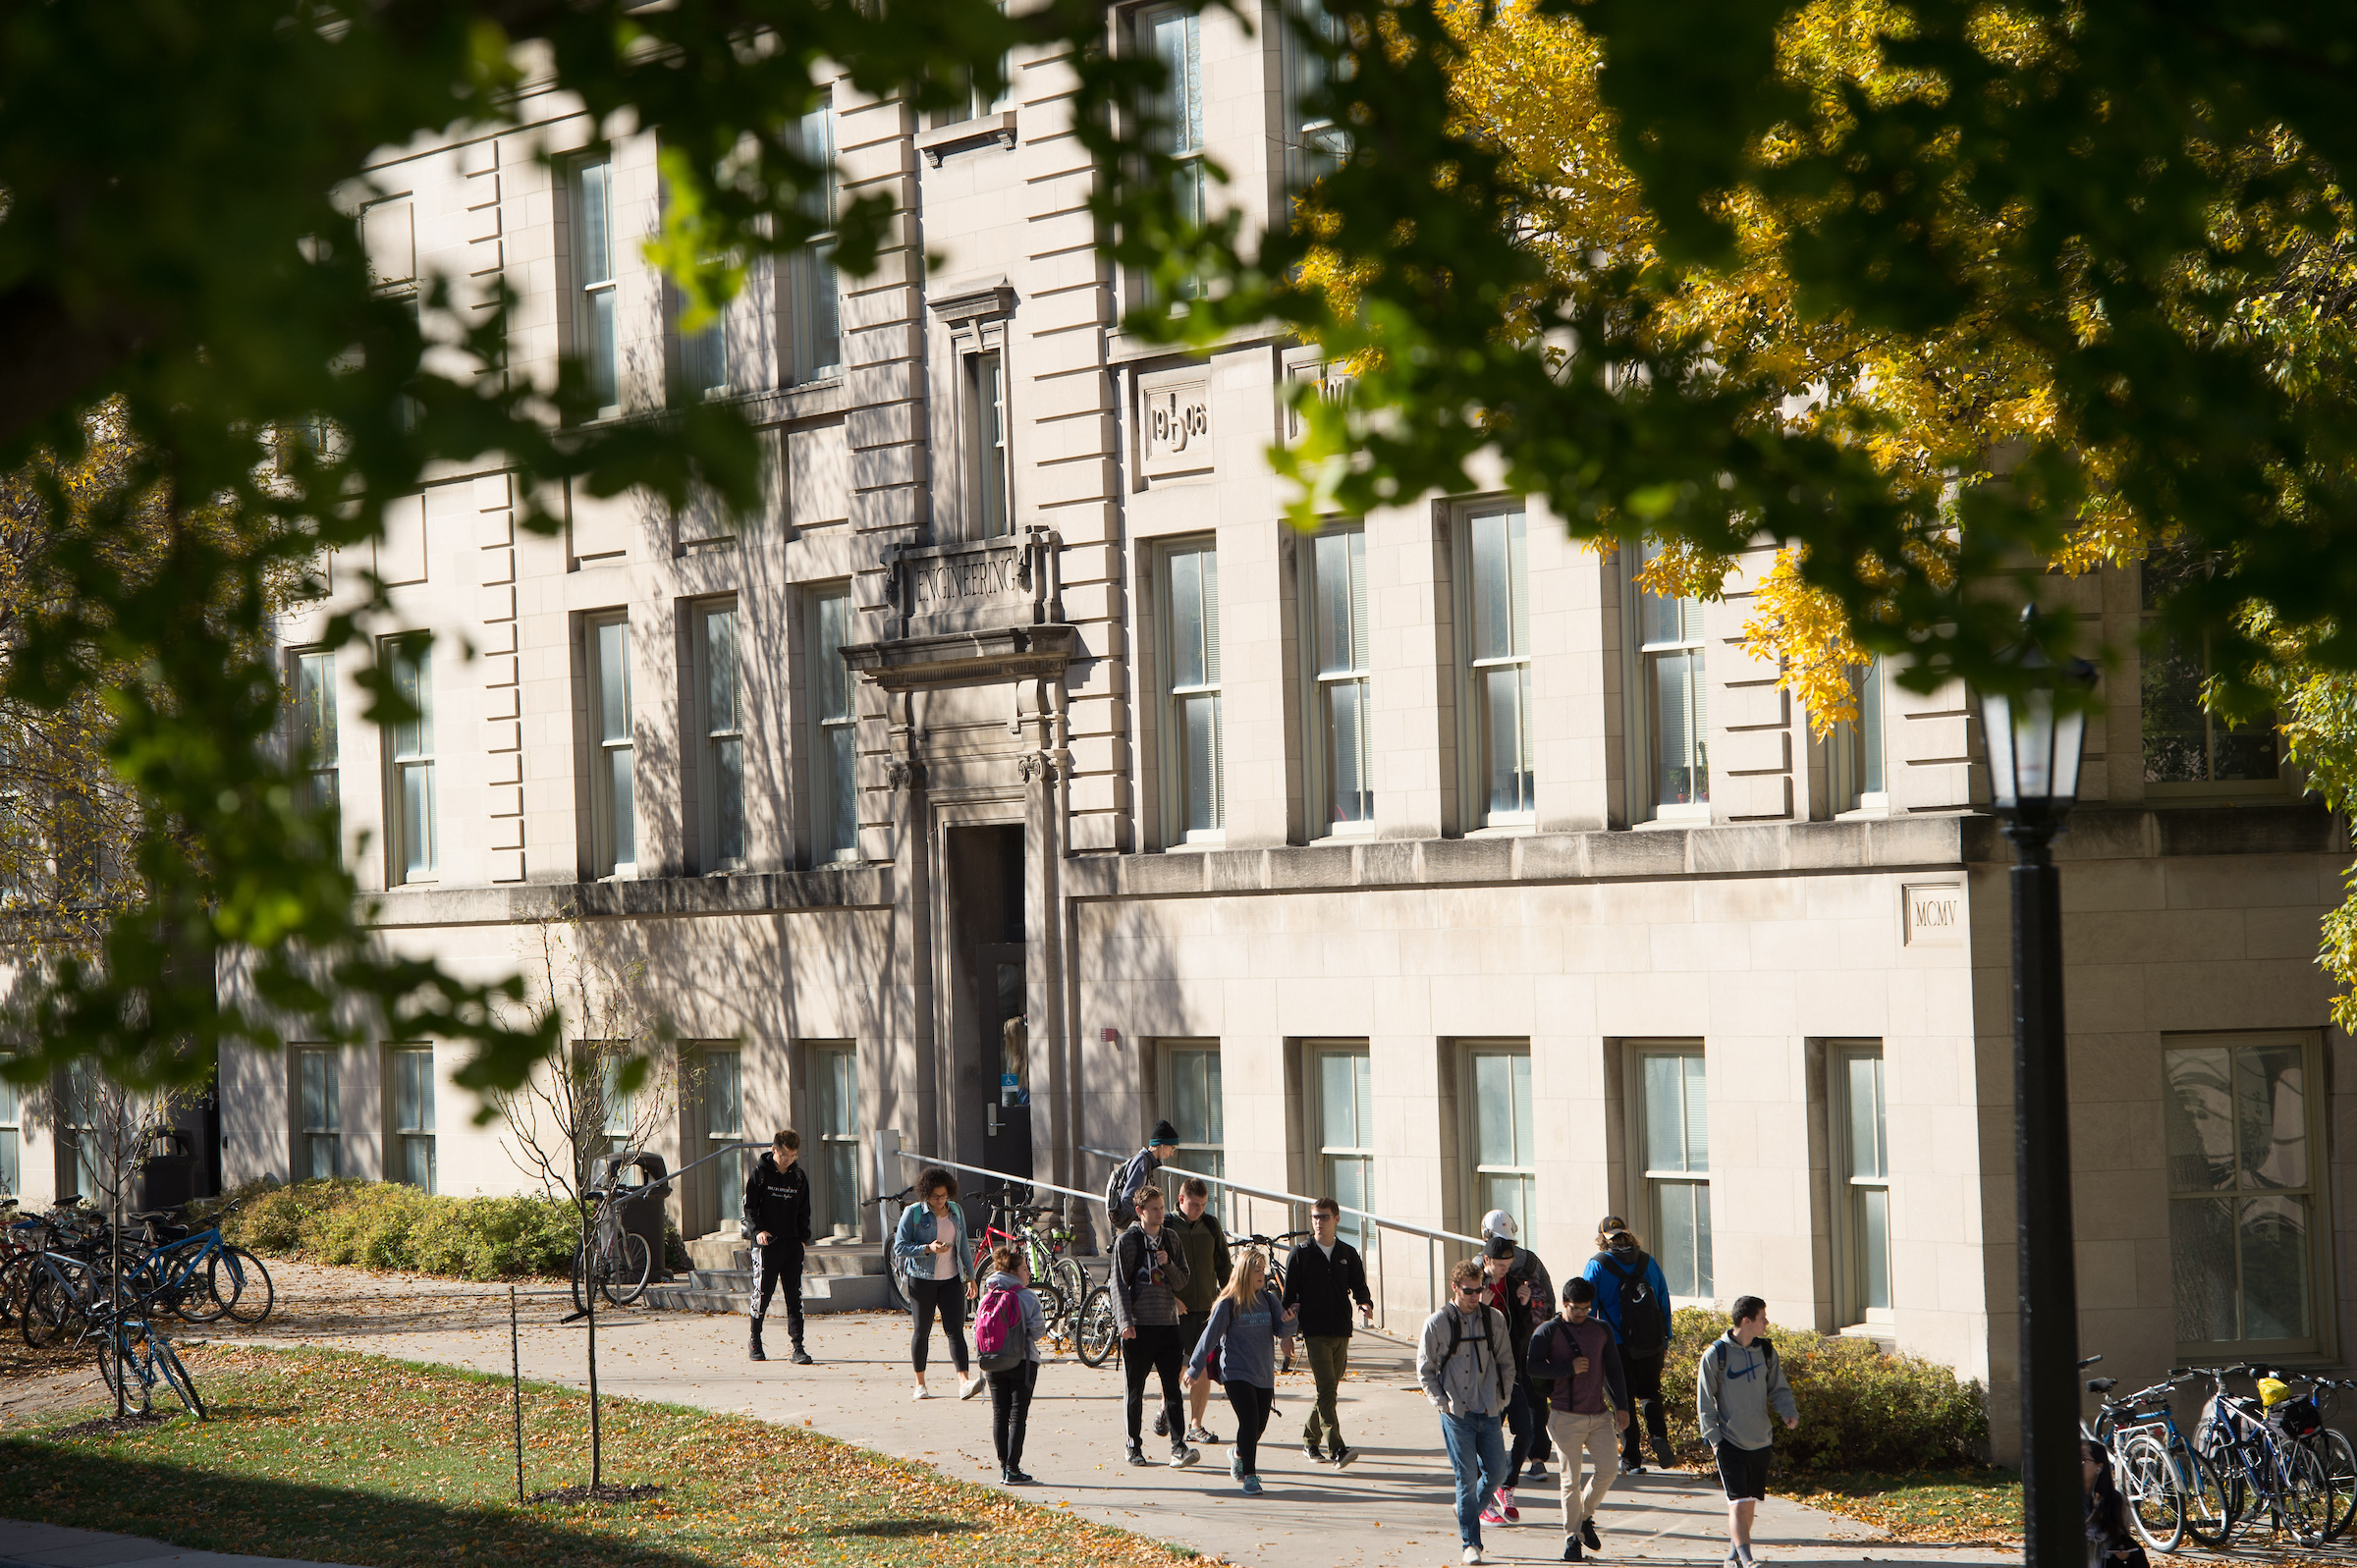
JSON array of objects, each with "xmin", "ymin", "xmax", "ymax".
[
  {"xmin": 0, "ymin": 1520, "xmax": 364, "ymax": 1568},
  {"xmin": 161, "ymin": 1261, "xmax": 2025, "ymax": 1568}
]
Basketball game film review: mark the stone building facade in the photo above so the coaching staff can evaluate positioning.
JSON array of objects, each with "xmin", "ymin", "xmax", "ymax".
[{"xmin": 0, "ymin": 10, "xmax": 2337, "ymax": 1462}]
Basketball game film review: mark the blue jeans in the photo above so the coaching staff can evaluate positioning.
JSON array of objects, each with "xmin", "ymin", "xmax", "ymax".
[{"xmin": 1440, "ymin": 1410, "xmax": 1508, "ymax": 1547}]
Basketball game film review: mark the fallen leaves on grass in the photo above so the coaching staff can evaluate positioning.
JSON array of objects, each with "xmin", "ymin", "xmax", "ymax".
[{"xmin": 1779, "ymin": 1467, "xmax": 2024, "ymax": 1544}]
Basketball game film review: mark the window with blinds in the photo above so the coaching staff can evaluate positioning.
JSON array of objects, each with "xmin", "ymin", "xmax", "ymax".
[
  {"xmin": 293, "ymin": 650, "xmax": 340, "ymax": 819},
  {"xmin": 1163, "ymin": 540, "xmax": 1224, "ymax": 844},
  {"xmin": 785, "ymin": 98, "xmax": 843, "ymax": 384},
  {"xmin": 1631, "ymin": 1044, "xmax": 1712, "ymax": 1298},
  {"xmin": 588, "ymin": 614, "xmax": 635, "ymax": 875},
  {"xmin": 574, "ymin": 156, "xmax": 619, "ymax": 416},
  {"xmin": 1138, "ymin": 5, "xmax": 1206, "ymax": 301},
  {"xmin": 391, "ymin": 1046, "xmax": 436, "ymax": 1194},
  {"xmin": 696, "ymin": 602, "xmax": 745, "ymax": 871},
  {"xmin": 1305, "ymin": 525, "xmax": 1373, "ymax": 830},
  {"xmin": 384, "ymin": 639, "xmax": 436, "ymax": 883},
  {"xmin": 1637, "ymin": 541, "xmax": 1709, "ymax": 816},
  {"xmin": 809, "ymin": 586, "xmax": 859, "ymax": 863},
  {"xmin": 1460, "ymin": 505, "xmax": 1534, "ymax": 824}
]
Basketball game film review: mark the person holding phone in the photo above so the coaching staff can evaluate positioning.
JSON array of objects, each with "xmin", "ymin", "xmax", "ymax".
[{"xmin": 892, "ymin": 1166, "xmax": 983, "ymax": 1402}]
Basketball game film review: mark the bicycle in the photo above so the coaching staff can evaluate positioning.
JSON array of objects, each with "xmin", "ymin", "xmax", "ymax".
[
  {"xmin": 2192, "ymin": 1363, "xmax": 2333, "ymax": 1546},
  {"xmin": 967, "ymin": 1190, "xmax": 1091, "ymax": 1338},
  {"xmin": 2086, "ymin": 1370, "xmax": 2228, "ymax": 1550},
  {"xmin": 84, "ymin": 1300, "xmax": 207, "ymax": 1421},
  {"xmin": 116, "ymin": 1201, "xmax": 274, "ymax": 1325},
  {"xmin": 571, "ymin": 1183, "xmax": 656, "ymax": 1310},
  {"xmin": 866, "ymin": 1185, "xmax": 918, "ymax": 1313},
  {"xmin": 2247, "ymin": 1369, "xmax": 2357, "ymax": 1541}
]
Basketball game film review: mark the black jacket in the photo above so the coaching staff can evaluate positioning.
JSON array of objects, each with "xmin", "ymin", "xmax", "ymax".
[
  {"xmin": 742, "ymin": 1152, "xmax": 812, "ymax": 1247},
  {"xmin": 1282, "ymin": 1237, "xmax": 1372, "ymax": 1337}
]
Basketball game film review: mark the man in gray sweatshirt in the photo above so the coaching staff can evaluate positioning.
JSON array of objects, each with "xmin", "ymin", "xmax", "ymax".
[
  {"xmin": 1694, "ymin": 1295, "xmax": 1800, "ymax": 1568},
  {"xmin": 1418, "ymin": 1258, "xmax": 1518, "ymax": 1566}
]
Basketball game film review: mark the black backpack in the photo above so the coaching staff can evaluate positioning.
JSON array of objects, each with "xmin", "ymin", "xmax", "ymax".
[
  {"xmin": 1104, "ymin": 1151, "xmax": 1148, "ymax": 1229},
  {"xmin": 1599, "ymin": 1251, "xmax": 1668, "ymax": 1358}
]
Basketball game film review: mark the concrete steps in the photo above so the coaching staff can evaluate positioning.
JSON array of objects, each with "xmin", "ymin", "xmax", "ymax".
[{"xmin": 647, "ymin": 1234, "xmax": 896, "ymax": 1315}]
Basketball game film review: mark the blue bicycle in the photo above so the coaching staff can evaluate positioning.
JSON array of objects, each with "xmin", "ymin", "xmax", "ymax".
[
  {"xmin": 120, "ymin": 1202, "xmax": 274, "ymax": 1325},
  {"xmin": 83, "ymin": 1298, "xmax": 207, "ymax": 1421}
]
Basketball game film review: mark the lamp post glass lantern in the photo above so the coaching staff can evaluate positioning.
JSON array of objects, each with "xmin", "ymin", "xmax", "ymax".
[{"xmin": 1977, "ymin": 606, "xmax": 2097, "ymax": 1568}]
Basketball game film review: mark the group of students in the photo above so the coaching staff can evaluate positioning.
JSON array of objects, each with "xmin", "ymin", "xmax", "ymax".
[{"xmin": 740, "ymin": 1125, "xmax": 1807, "ymax": 1566}]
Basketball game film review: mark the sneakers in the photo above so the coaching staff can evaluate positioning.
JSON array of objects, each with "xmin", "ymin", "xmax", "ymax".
[
  {"xmin": 959, "ymin": 1374, "xmax": 986, "ymax": 1401},
  {"xmin": 1563, "ymin": 1539, "xmax": 1584, "ymax": 1563},
  {"xmin": 1580, "ymin": 1519, "xmax": 1602, "ymax": 1552},
  {"xmin": 1153, "ymin": 1411, "xmax": 1170, "ymax": 1437},
  {"xmin": 1169, "ymin": 1444, "xmax": 1201, "ymax": 1469},
  {"xmin": 1330, "ymin": 1445, "xmax": 1359, "ymax": 1469},
  {"xmin": 1231, "ymin": 1452, "xmax": 1246, "ymax": 1484},
  {"xmin": 1525, "ymin": 1456, "xmax": 1549, "ymax": 1482},
  {"xmin": 1462, "ymin": 1547, "xmax": 1486, "ymax": 1566},
  {"xmin": 790, "ymin": 1345, "xmax": 814, "ymax": 1366},
  {"xmin": 1498, "ymin": 1487, "xmax": 1521, "ymax": 1523},
  {"xmin": 1480, "ymin": 1500, "xmax": 1508, "ymax": 1528},
  {"xmin": 1003, "ymin": 1464, "xmax": 1037, "ymax": 1485},
  {"xmin": 1127, "ymin": 1442, "xmax": 1153, "ymax": 1466},
  {"xmin": 1303, "ymin": 1443, "xmax": 1329, "ymax": 1464},
  {"xmin": 1654, "ymin": 1439, "xmax": 1675, "ymax": 1470},
  {"xmin": 1186, "ymin": 1426, "xmax": 1221, "ymax": 1444},
  {"xmin": 1622, "ymin": 1459, "xmax": 1647, "ymax": 1477},
  {"xmin": 1241, "ymin": 1474, "xmax": 1264, "ymax": 1495},
  {"xmin": 911, "ymin": 1383, "xmax": 935, "ymax": 1401}
]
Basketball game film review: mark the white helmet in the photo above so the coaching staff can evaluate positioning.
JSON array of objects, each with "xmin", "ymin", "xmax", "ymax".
[{"xmin": 1480, "ymin": 1209, "xmax": 1518, "ymax": 1241}]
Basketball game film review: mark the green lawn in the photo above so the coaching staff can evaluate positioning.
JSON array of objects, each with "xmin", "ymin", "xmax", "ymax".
[
  {"xmin": 1780, "ymin": 1468, "xmax": 2025, "ymax": 1544},
  {"xmin": 2, "ymin": 1345, "xmax": 1198, "ymax": 1568}
]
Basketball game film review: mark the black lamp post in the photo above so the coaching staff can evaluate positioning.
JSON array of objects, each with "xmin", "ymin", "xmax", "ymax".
[{"xmin": 1977, "ymin": 605, "xmax": 2098, "ymax": 1568}]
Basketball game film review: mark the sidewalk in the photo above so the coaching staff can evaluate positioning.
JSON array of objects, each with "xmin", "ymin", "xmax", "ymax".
[
  {"xmin": 197, "ymin": 1261, "xmax": 2022, "ymax": 1568},
  {"xmin": 0, "ymin": 1520, "xmax": 363, "ymax": 1568}
]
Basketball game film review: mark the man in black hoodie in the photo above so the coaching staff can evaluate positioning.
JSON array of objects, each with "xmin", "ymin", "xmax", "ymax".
[
  {"xmin": 743, "ymin": 1130, "xmax": 813, "ymax": 1364},
  {"xmin": 1282, "ymin": 1197, "xmax": 1374, "ymax": 1466}
]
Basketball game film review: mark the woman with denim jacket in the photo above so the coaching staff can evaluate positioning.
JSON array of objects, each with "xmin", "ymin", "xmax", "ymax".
[{"xmin": 894, "ymin": 1165, "xmax": 982, "ymax": 1401}]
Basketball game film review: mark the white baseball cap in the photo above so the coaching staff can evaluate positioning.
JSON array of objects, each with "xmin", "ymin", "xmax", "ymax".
[{"xmin": 1480, "ymin": 1209, "xmax": 1518, "ymax": 1240}]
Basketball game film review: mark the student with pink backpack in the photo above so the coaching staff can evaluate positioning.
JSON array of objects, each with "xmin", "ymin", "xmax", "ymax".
[{"xmin": 974, "ymin": 1243, "xmax": 1047, "ymax": 1485}]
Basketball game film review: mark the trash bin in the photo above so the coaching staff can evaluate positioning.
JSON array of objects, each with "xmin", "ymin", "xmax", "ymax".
[
  {"xmin": 591, "ymin": 1151, "xmax": 675, "ymax": 1279},
  {"xmin": 137, "ymin": 1130, "xmax": 195, "ymax": 1214}
]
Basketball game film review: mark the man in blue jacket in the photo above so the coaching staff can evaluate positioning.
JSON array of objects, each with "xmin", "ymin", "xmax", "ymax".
[{"xmin": 1581, "ymin": 1216, "xmax": 1674, "ymax": 1472}]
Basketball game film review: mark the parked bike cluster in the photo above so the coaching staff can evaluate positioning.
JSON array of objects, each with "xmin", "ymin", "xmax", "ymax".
[
  {"xmin": 0, "ymin": 1193, "xmax": 277, "ymax": 1421},
  {"xmin": 2082, "ymin": 1352, "xmax": 2357, "ymax": 1553}
]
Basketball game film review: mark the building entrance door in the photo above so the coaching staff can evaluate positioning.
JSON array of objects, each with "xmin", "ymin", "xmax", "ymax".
[{"xmin": 944, "ymin": 823, "xmax": 1025, "ymax": 1170}]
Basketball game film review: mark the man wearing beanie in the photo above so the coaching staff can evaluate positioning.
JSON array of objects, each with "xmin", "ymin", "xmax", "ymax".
[{"xmin": 1108, "ymin": 1121, "xmax": 1179, "ymax": 1230}]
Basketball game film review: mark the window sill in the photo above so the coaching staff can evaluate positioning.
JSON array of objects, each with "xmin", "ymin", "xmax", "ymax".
[
  {"xmin": 1313, "ymin": 823, "xmax": 1378, "ymax": 843},
  {"xmin": 1637, "ymin": 806, "xmax": 1712, "ymax": 829},
  {"xmin": 1463, "ymin": 821, "xmax": 1536, "ymax": 838},
  {"xmin": 918, "ymin": 111, "xmax": 1017, "ymax": 166},
  {"xmin": 1162, "ymin": 838, "xmax": 1228, "ymax": 853}
]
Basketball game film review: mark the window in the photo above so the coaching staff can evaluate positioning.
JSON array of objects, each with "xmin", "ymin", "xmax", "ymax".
[
  {"xmin": 784, "ymin": 100, "xmax": 842, "ymax": 384},
  {"xmin": 1163, "ymin": 540, "xmax": 1225, "ymax": 844},
  {"xmin": 809, "ymin": 1042, "xmax": 861, "ymax": 1237},
  {"xmin": 1828, "ymin": 657, "xmax": 1888, "ymax": 815},
  {"xmin": 964, "ymin": 350, "xmax": 1014, "ymax": 538},
  {"xmin": 293, "ymin": 650, "xmax": 339, "ymax": 817},
  {"xmin": 589, "ymin": 615, "xmax": 636, "ymax": 875},
  {"xmin": 1305, "ymin": 525, "xmax": 1373, "ymax": 831},
  {"xmin": 2165, "ymin": 1032, "xmax": 2329, "ymax": 1354},
  {"xmin": 1460, "ymin": 504, "xmax": 1534, "ymax": 825},
  {"xmin": 385, "ymin": 639, "xmax": 436, "ymax": 883},
  {"xmin": 391, "ymin": 1046, "xmax": 436, "ymax": 1193},
  {"xmin": 1139, "ymin": 4, "xmax": 1205, "ymax": 300},
  {"xmin": 701, "ymin": 1047, "xmax": 747, "ymax": 1226},
  {"xmin": 298, "ymin": 1048, "xmax": 341, "ymax": 1181},
  {"xmin": 1307, "ymin": 1041, "xmax": 1374, "ymax": 1255},
  {"xmin": 677, "ymin": 291, "xmax": 727, "ymax": 401},
  {"xmin": 574, "ymin": 156, "xmax": 620, "ymax": 416},
  {"xmin": 695, "ymin": 602, "xmax": 745, "ymax": 871},
  {"xmin": 1634, "ymin": 542, "xmax": 1710, "ymax": 817},
  {"xmin": 1286, "ymin": 0, "xmax": 1349, "ymax": 188},
  {"xmin": 0, "ymin": 1067, "xmax": 19, "ymax": 1195},
  {"xmin": 60, "ymin": 1061, "xmax": 100, "ymax": 1201},
  {"xmin": 808, "ymin": 586, "xmax": 859, "ymax": 863},
  {"xmin": 1831, "ymin": 1044, "xmax": 1891, "ymax": 1323},
  {"xmin": 600, "ymin": 1053, "xmax": 635, "ymax": 1158},
  {"xmin": 1162, "ymin": 1043, "xmax": 1230, "ymax": 1223},
  {"xmin": 1464, "ymin": 1043, "xmax": 1534, "ymax": 1238},
  {"xmin": 2142, "ymin": 550, "xmax": 2279, "ymax": 792},
  {"xmin": 931, "ymin": 14, "xmax": 1014, "ymax": 127},
  {"xmin": 1631, "ymin": 1044, "xmax": 1711, "ymax": 1298}
]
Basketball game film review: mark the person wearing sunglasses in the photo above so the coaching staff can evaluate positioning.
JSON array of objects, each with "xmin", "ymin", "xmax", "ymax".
[{"xmin": 1418, "ymin": 1257, "xmax": 1518, "ymax": 1566}]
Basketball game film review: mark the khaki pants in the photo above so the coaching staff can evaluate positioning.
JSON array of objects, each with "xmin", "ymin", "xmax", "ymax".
[
  {"xmin": 1302, "ymin": 1334, "xmax": 1350, "ymax": 1452},
  {"xmin": 1556, "ymin": 1408, "xmax": 1620, "ymax": 1531}
]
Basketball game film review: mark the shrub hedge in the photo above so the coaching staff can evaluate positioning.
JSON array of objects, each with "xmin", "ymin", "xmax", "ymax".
[
  {"xmin": 214, "ymin": 1178, "xmax": 690, "ymax": 1280},
  {"xmin": 1661, "ymin": 1307, "xmax": 1990, "ymax": 1477}
]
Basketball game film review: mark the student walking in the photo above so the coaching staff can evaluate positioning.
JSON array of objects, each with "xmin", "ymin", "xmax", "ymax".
[
  {"xmin": 743, "ymin": 1130, "xmax": 814, "ymax": 1364},
  {"xmin": 1583, "ymin": 1217, "xmax": 1675, "ymax": 1473},
  {"xmin": 893, "ymin": 1166, "xmax": 984, "ymax": 1402},
  {"xmin": 1110, "ymin": 1184, "xmax": 1201, "ymax": 1468},
  {"xmin": 1695, "ymin": 1296, "xmax": 1799, "ymax": 1568},
  {"xmin": 1478, "ymin": 1234, "xmax": 1545, "ymax": 1526},
  {"xmin": 1282, "ymin": 1197, "xmax": 1375, "ymax": 1467},
  {"xmin": 1106, "ymin": 1121, "xmax": 1179, "ymax": 1230},
  {"xmin": 1482, "ymin": 1210, "xmax": 1556, "ymax": 1481},
  {"xmin": 1183, "ymin": 1248, "xmax": 1299, "ymax": 1494},
  {"xmin": 1527, "ymin": 1278, "xmax": 1629, "ymax": 1562},
  {"xmin": 1420, "ymin": 1258, "xmax": 1518, "ymax": 1567},
  {"xmin": 1163, "ymin": 1175, "xmax": 1233, "ymax": 1444},
  {"xmin": 976, "ymin": 1243, "xmax": 1046, "ymax": 1485}
]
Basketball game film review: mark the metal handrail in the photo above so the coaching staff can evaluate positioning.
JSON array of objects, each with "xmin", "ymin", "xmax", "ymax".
[
  {"xmin": 1079, "ymin": 1144, "xmax": 1485, "ymax": 1328},
  {"xmin": 896, "ymin": 1151, "xmax": 1101, "ymax": 1210}
]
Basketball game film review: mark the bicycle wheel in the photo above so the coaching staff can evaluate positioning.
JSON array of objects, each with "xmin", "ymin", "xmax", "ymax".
[
  {"xmin": 173, "ymin": 1247, "xmax": 229, "ymax": 1325},
  {"xmin": 1050, "ymin": 1258, "xmax": 1087, "ymax": 1323},
  {"xmin": 2177, "ymin": 1445, "xmax": 2233, "ymax": 1549},
  {"xmin": 23, "ymin": 1261, "xmax": 94, "ymax": 1349},
  {"xmin": 2312, "ymin": 1429, "xmax": 2357, "ymax": 1541},
  {"xmin": 2200, "ymin": 1432, "xmax": 2247, "ymax": 1538},
  {"xmin": 601, "ymin": 1233, "xmax": 653, "ymax": 1308},
  {"xmin": 151, "ymin": 1333, "xmax": 208, "ymax": 1421},
  {"xmin": 0, "ymin": 1252, "xmax": 33, "ymax": 1331},
  {"xmin": 210, "ymin": 1247, "xmax": 274, "ymax": 1325},
  {"xmin": 1076, "ymin": 1287, "xmax": 1119, "ymax": 1369},
  {"xmin": 96, "ymin": 1330, "xmax": 151, "ymax": 1416},
  {"xmin": 2279, "ymin": 1443, "xmax": 2332, "ymax": 1542},
  {"xmin": 2120, "ymin": 1433, "xmax": 2186, "ymax": 1552}
]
